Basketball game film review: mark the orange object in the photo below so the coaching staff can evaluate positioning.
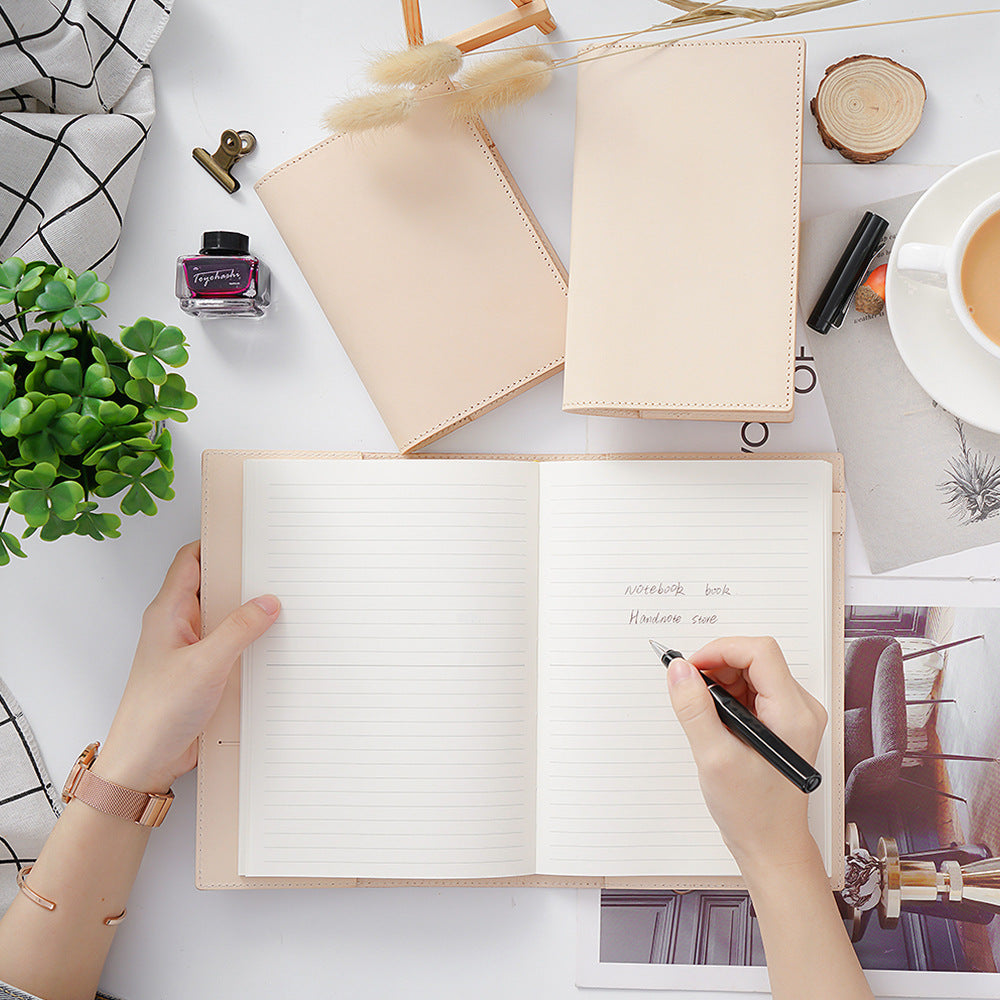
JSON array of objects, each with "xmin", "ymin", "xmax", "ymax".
[{"xmin": 855, "ymin": 262, "xmax": 887, "ymax": 315}]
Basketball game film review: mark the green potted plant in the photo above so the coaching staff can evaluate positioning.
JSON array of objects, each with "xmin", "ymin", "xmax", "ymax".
[{"xmin": 0, "ymin": 257, "xmax": 196, "ymax": 564}]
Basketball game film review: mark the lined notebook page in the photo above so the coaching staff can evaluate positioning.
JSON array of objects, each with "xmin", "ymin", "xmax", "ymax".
[
  {"xmin": 239, "ymin": 459, "xmax": 540, "ymax": 878},
  {"xmin": 535, "ymin": 460, "xmax": 832, "ymax": 876}
]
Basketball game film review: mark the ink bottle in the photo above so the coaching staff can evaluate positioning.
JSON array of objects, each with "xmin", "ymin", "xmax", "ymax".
[{"xmin": 175, "ymin": 231, "xmax": 271, "ymax": 318}]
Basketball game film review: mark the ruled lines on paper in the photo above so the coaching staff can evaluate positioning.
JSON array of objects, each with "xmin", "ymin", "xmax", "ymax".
[
  {"xmin": 239, "ymin": 460, "xmax": 540, "ymax": 879},
  {"xmin": 534, "ymin": 460, "xmax": 833, "ymax": 876}
]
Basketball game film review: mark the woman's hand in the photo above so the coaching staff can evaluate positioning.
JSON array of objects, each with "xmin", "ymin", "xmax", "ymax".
[
  {"xmin": 94, "ymin": 541, "xmax": 280, "ymax": 793},
  {"xmin": 665, "ymin": 635, "xmax": 828, "ymax": 874}
]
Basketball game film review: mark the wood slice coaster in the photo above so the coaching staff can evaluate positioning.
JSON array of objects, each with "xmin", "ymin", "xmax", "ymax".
[{"xmin": 811, "ymin": 54, "xmax": 926, "ymax": 164}]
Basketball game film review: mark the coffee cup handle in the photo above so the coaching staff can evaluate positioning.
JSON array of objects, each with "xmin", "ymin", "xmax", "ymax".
[{"xmin": 896, "ymin": 242, "xmax": 949, "ymax": 288}]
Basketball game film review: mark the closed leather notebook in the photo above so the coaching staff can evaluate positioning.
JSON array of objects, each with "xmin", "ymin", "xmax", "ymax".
[
  {"xmin": 562, "ymin": 38, "xmax": 805, "ymax": 422},
  {"xmin": 255, "ymin": 88, "xmax": 567, "ymax": 453}
]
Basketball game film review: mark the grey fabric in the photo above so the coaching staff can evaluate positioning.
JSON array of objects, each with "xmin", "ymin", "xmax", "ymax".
[
  {"xmin": 845, "ymin": 750, "xmax": 904, "ymax": 812},
  {"xmin": 843, "ymin": 636, "xmax": 908, "ymax": 812},
  {"xmin": 0, "ymin": 677, "xmax": 59, "ymax": 912},
  {"xmin": 0, "ymin": 981, "xmax": 43, "ymax": 1000},
  {"xmin": 843, "ymin": 706, "xmax": 872, "ymax": 780},
  {"xmin": 870, "ymin": 642, "xmax": 907, "ymax": 757},
  {"xmin": 0, "ymin": 0, "xmax": 172, "ymax": 277},
  {"xmin": 0, "ymin": 979, "xmax": 120, "ymax": 1000},
  {"xmin": 845, "ymin": 636, "xmax": 897, "ymax": 711}
]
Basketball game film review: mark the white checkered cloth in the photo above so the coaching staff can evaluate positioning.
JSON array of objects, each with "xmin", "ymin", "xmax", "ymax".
[
  {"xmin": 0, "ymin": 0, "xmax": 172, "ymax": 278},
  {"xmin": 0, "ymin": 677, "xmax": 60, "ymax": 913}
]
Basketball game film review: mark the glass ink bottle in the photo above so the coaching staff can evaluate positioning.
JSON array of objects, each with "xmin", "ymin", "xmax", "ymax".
[{"xmin": 175, "ymin": 231, "xmax": 271, "ymax": 318}]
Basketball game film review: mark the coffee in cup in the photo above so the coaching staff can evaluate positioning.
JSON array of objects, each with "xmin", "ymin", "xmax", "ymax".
[
  {"xmin": 897, "ymin": 190, "xmax": 1000, "ymax": 361},
  {"xmin": 960, "ymin": 209, "xmax": 1000, "ymax": 347}
]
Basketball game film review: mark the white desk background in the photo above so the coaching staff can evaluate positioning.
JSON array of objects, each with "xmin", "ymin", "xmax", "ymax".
[{"xmin": 2, "ymin": 1, "xmax": 999, "ymax": 997}]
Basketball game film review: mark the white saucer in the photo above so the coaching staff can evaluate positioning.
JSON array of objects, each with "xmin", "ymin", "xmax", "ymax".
[{"xmin": 886, "ymin": 150, "xmax": 1000, "ymax": 435}]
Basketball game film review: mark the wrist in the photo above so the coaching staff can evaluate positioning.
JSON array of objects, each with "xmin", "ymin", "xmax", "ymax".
[
  {"xmin": 89, "ymin": 744, "xmax": 173, "ymax": 796},
  {"xmin": 735, "ymin": 833, "xmax": 826, "ymax": 889}
]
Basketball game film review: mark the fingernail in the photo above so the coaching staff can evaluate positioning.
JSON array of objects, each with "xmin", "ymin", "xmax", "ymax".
[
  {"xmin": 251, "ymin": 594, "xmax": 280, "ymax": 616},
  {"xmin": 667, "ymin": 658, "xmax": 695, "ymax": 686}
]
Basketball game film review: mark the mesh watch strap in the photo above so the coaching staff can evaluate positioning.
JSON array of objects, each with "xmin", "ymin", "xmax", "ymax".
[{"xmin": 63, "ymin": 743, "xmax": 173, "ymax": 827}]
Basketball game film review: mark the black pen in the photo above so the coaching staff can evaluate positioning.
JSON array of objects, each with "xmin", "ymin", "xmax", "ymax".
[{"xmin": 649, "ymin": 641, "xmax": 822, "ymax": 794}]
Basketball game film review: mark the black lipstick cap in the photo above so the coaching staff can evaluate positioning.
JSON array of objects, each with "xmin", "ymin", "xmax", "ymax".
[{"xmin": 807, "ymin": 212, "xmax": 889, "ymax": 335}]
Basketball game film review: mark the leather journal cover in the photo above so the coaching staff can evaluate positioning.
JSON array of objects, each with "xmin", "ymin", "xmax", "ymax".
[
  {"xmin": 254, "ymin": 88, "xmax": 567, "ymax": 454},
  {"xmin": 197, "ymin": 449, "xmax": 845, "ymax": 890},
  {"xmin": 562, "ymin": 38, "xmax": 805, "ymax": 422}
]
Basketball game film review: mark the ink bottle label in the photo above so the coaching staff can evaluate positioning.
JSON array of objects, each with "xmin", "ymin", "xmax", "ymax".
[
  {"xmin": 182, "ymin": 258, "xmax": 256, "ymax": 297},
  {"xmin": 175, "ymin": 230, "xmax": 271, "ymax": 319}
]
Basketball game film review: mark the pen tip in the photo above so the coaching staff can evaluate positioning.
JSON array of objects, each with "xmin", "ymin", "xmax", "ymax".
[{"xmin": 649, "ymin": 640, "xmax": 668, "ymax": 656}]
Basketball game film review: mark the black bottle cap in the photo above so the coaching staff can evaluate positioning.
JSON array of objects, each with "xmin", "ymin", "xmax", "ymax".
[{"xmin": 200, "ymin": 231, "xmax": 250, "ymax": 255}]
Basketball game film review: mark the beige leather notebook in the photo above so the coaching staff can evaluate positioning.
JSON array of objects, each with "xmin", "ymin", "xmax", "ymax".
[
  {"xmin": 255, "ymin": 88, "xmax": 567, "ymax": 453},
  {"xmin": 197, "ymin": 450, "xmax": 845, "ymax": 890},
  {"xmin": 562, "ymin": 38, "xmax": 805, "ymax": 422}
]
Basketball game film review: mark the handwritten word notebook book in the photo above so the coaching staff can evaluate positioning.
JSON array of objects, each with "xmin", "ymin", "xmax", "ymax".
[
  {"xmin": 562, "ymin": 38, "xmax": 805, "ymax": 422},
  {"xmin": 197, "ymin": 451, "xmax": 845, "ymax": 889},
  {"xmin": 255, "ymin": 84, "xmax": 567, "ymax": 454}
]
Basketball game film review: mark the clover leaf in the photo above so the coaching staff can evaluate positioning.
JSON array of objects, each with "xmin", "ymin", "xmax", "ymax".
[
  {"xmin": 96, "ymin": 400, "xmax": 141, "ymax": 427},
  {"xmin": 5, "ymin": 330, "xmax": 78, "ymax": 363},
  {"xmin": 120, "ymin": 319, "xmax": 188, "ymax": 385},
  {"xmin": 35, "ymin": 514, "xmax": 78, "ymax": 541},
  {"xmin": 60, "ymin": 413, "xmax": 104, "ymax": 457},
  {"xmin": 154, "ymin": 427, "xmax": 173, "ymax": 470},
  {"xmin": 33, "ymin": 271, "xmax": 109, "ymax": 326},
  {"xmin": 44, "ymin": 356, "xmax": 116, "ymax": 416},
  {"xmin": 81, "ymin": 408, "xmax": 154, "ymax": 471},
  {"xmin": 0, "ymin": 397, "xmax": 32, "ymax": 437},
  {"xmin": 73, "ymin": 271, "xmax": 110, "ymax": 309},
  {"xmin": 12, "ymin": 261, "xmax": 61, "ymax": 315},
  {"xmin": 0, "ymin": 368, "xmax": 15, "ymax": 408},
  {"xmin": 8, "ymin": 462, "xmax": 84, "ymax": 528},
  {"xmin": 69, "ymin": 501, "xmax": 122, "ymax": 541},
  {"xmin": 12, "ymin": 393, "xmax": 76, "ymax": 464},
  {"xmin": 94, "ymin": 452, "xmax": 174, "ymax": 516},
  {"xmin": 125, "ymin": 373, "xmax": 198, "ymax": 423},
  {"xmin": 23, "ymin": 359, "xmax": 51, "ymax": 394},
  {"xmin": 0, "ymin": 530, "xmax": 26, "ymax": 566},
  {"xmin": 34, "ymin": 279, "xmax": 73, "ymax": 310},
  {"xmin": 0, "ymin": 258, "xmax": 46, "ymax": 306}
]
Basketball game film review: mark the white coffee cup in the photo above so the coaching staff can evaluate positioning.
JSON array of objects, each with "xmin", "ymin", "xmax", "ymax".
[{"xmin": 896, "ymin": 190, "xmax": 1000, "ymax": 361}]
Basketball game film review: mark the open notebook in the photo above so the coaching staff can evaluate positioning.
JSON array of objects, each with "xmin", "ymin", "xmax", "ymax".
[{"xmin": 230, "ymin": 456, "xmax": 841, "ymax": 882}]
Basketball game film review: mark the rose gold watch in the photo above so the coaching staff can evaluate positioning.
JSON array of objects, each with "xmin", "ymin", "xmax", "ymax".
[{"xmin": 62, "ymin": 742, "xmax": 173, "ymax": 828}]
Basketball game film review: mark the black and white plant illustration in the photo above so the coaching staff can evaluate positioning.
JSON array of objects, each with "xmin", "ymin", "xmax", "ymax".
[{"xmin": 939, "ymin": 417, "xmax": 1000, "ymax": 524}]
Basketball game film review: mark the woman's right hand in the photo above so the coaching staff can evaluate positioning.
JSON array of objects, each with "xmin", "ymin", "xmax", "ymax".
[{"xmin": 665, "ymin": 636, "xmax": 828, "ymax": 874}]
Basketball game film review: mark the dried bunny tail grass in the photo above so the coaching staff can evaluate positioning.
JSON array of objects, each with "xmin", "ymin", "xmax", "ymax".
[
  {"xmin": 449, "ymin": 47, "xmax": 554, "ymax": 120},
  {"xmin": 369, "ymin": 41, "xmax": 463, "ymax": 86},
  {"xmin": 323, "ymin": 89, "xmax": 416, "ymax": 133}
]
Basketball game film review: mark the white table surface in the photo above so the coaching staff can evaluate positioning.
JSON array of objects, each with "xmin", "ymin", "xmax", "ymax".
[{"xmin": 2, "ymin": 1, "xmax": 1000, "ymax": 997}]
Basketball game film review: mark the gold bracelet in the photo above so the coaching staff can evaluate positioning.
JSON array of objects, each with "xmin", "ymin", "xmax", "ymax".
[{"xmin": 16, "ymin": 865, "xmax": 127, "ymax": 926}]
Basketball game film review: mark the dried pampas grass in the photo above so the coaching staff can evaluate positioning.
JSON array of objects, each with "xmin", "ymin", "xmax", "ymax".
[
  {"xmin": 320, "ymin": 1, "xmax": 990, "ymax": 135},
  {"xmin": 323, "ymin": 89, "xmax": 415, "ymax": 133},
  {"xmin": 449, "ymin": 47, "xmax": 554, "ymax": 120},
  {"xmin": 369, "ymin": 41, "xmax": 463, "ymax": 86}
]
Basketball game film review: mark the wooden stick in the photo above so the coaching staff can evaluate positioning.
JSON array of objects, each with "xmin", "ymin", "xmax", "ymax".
[
  {"xmin": 511, "ymin": 0, "xmax": 556, "ymax": 34},
  {"xmin": 401, "ymin": 0, "xmax": 423, "ymax": 46},
  {"xmin": 445, "ymin": 0, "xmax": 555, "ymax": 53}
]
